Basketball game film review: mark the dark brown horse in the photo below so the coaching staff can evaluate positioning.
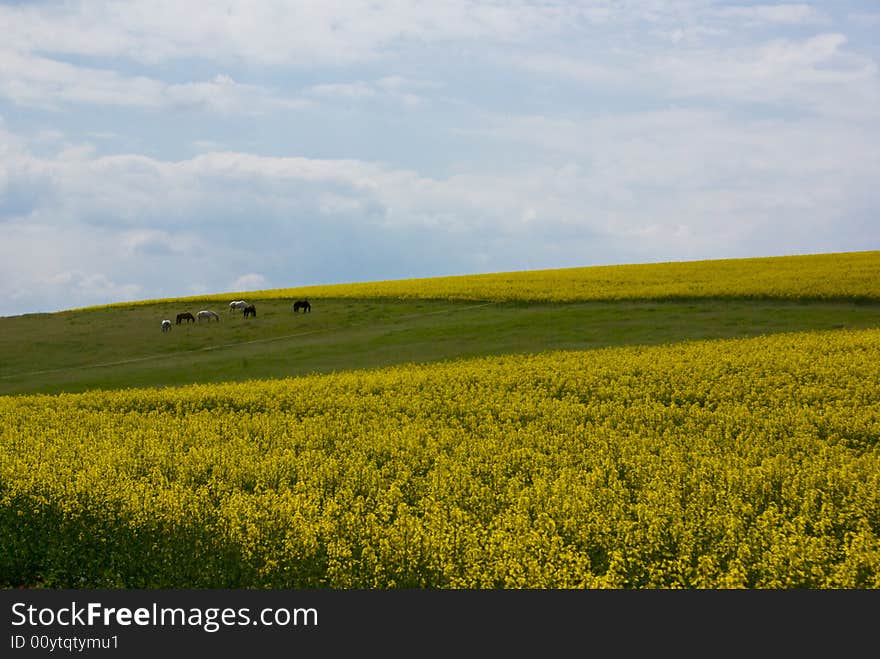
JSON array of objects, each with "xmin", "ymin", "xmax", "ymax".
[
  {"xmin": 176, "ymin": 312, "xmax": 196, "ymax": 324},
  {"xmin": 243, "ymin": 304, "xmax": 256, "ymax": 318},
  {"xmin": 292, "ymin": 299, "xmax": 311, "ymax": 313}
]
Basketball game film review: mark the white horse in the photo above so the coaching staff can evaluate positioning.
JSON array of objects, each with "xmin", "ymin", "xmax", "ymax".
[
  {"xmin": 229, "ymin": 300, "xmax": 248, "ymax": 313},
  {"xmin": 198, "ymin": 310, "xmax": 220, "ymax": 322},
  {"xmin": 161, "ymin": 319, "xmax": 172, "ymax": 332}
]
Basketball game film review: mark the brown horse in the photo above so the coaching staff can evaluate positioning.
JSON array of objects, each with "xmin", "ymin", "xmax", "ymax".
[
  {"xmin": 292, "ymin": 299, "xmax": 311, "ymax": 313},
  {"xmin": 243, "ymin": 304, "xmax": 256, "ymax": 318},
  {"xmin": 176, "ymin": 312, "xmax": 196, "ymax": 324}
]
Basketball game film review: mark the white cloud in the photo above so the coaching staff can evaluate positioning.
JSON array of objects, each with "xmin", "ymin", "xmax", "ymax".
[
  {"xmin": 1, "ymin": 219, "xmax": 145, "ymax": 312},
  {"xmin": 303, "ymin": 76, "xmax": 436, "ymax": 109},
  {"xmin": 507, "ymin": 53, "xmax": 629, "ymax": 86},
  {"xmin": 52, "ymin": 271, "xmax": 144, "ymax": 306},
  {"xmin": 715, "ymin": 4, "xmax": 826, "ymax": 26},
  {"xmin": 502, "ymin": 30, "xmax": 879, "ymax": 121},
  {"xmin": 650, "ymin": 33, "xmax": 880, "ymax": 119},
  {"xmin": 230, "ymin": 273, "xmax": 269, "ymax": 292},
  {"xmin": 0, "ymin": 1, "xmax": 591, "ymax": 66},
  {"xmin": 0, "ymin": 49, "xmax": 309, "ymax": 113},
  {"xmin": 122, "ymin": 229, "xmax": 200, "ymax": 257},
  {"xmin": 306, "ymin": 81, "xmax": 378, "ymax": 100},
  {"xmin": 455, "ymin": 105, "xmax": 880, "ymax": 252}
]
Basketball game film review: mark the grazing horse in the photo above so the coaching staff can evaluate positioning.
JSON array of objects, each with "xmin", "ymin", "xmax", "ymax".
[
  {"xmin": 198, "ymin": 310, "xmax": 220, "ymax": 322},
  {"xmin": 243, "ymin": 304, "xmax": 256, "ymax": 318},
  {"xmin": 161, "ymin": 319, "xmax": 172, "ymax": 332},
  {"xmin": 176, "ymin": 312, "xmax": 196, "ymax": 324},
  {"xmin": 229, "ymin": 300, "xmax": 247, "ymax": 313},
  {"xmin": 293, "ymin": 299, "xmax": 311, "ymax": 313}
]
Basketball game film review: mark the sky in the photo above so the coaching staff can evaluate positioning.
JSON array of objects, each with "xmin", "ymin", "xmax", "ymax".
[{"xmin": 1, "ymin": 1, "xmax": 879, "ymax": 317}]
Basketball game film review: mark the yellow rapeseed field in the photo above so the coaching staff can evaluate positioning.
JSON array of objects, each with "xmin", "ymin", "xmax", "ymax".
[
  {"xmin": 78, "ymin": 250, "xmax": 880, "ymax": 310},
  {"xmin": 2, "ymin": 328, "xmax": 879, "ymax": 588}
]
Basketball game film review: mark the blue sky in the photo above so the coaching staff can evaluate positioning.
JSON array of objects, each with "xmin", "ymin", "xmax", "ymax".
[{"xmin": 1, "ymin": 1, "xmax": 878, "ymax": 316}]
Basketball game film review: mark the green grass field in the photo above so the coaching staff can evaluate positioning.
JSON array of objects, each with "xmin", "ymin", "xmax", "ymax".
[{"xmin": 2, "ymin": 296, "xmax": 879, "ymax": 396}]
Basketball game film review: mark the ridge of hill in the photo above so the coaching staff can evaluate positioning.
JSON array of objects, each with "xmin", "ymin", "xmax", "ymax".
[
  {"xmin": 2, "ymin": 250, "xmax": 879, "ymax": 396},
  {"xmin": 66, "ymin": 250, "xmax": 880, "ymax": 313}
]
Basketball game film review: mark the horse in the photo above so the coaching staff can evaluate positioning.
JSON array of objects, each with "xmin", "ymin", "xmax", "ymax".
[
  {"xmin": 229, "ymin": 300, "xmax": 247, "ymax": 313},
  {"xmin": 198, "ymin": 310, "xmax": 220, "ymax": 322},
  {"xmin": 161, "ymin": 319, "xmax": 172, "ymax": 332},
  {"xmin": 176, "ymin": 312, "xmax": 196, "ymax": 324},
  {"xmin": 243, "ymin": 304, "xmax": 256, "ymax": 318},
  {"xmin": 293, "ymin": 299, "xmax": 311, "ymax": 313}
]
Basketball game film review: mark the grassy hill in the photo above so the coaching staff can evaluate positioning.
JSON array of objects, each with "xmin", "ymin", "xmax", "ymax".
[{"xmin": 2, "ymin": 250, "xmax": 880, "ymax": 396}]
